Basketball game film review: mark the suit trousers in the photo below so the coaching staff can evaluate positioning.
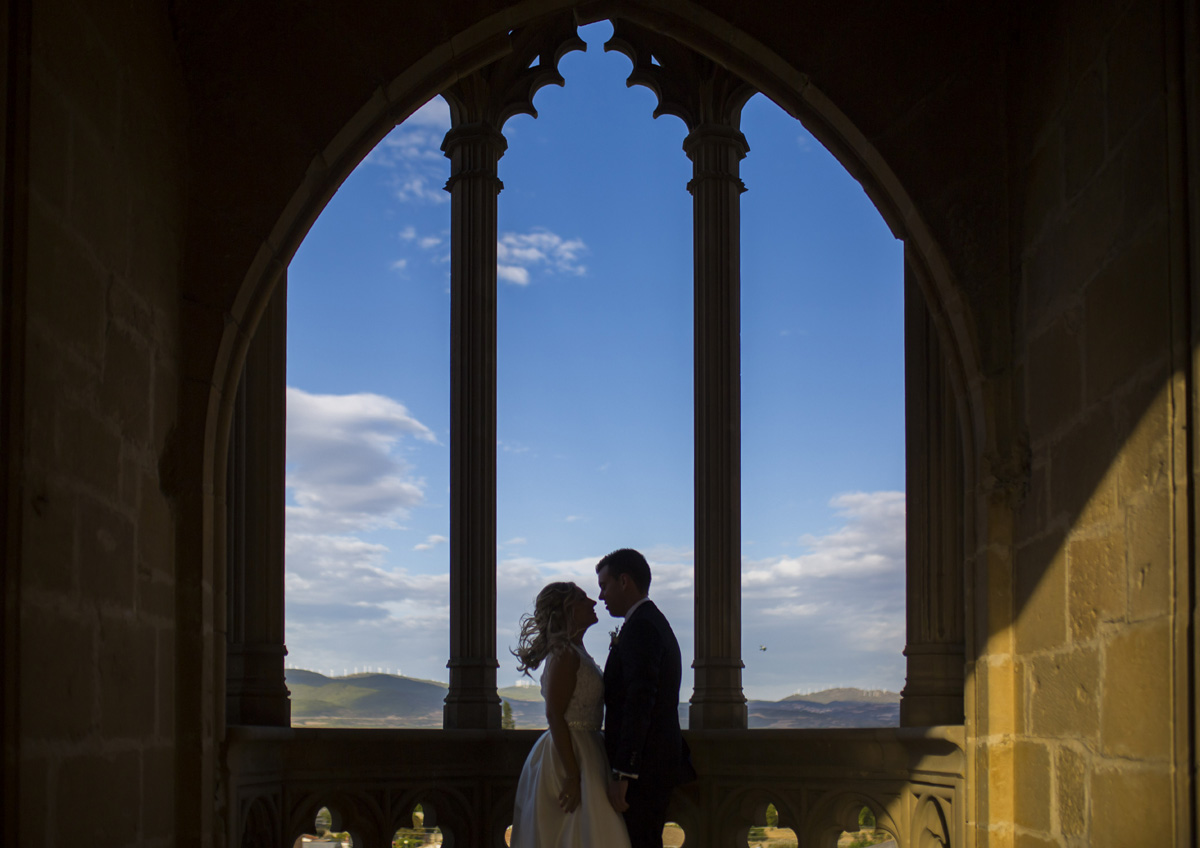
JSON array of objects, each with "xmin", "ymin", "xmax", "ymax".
[{"xmin": 622, "ymin": 777, "xmax": 674, "ymax": 848}]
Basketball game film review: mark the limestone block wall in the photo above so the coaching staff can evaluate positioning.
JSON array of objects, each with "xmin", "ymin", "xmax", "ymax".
[
  {"xmin": 17, "ymin": 1, "xmax": 185, "ymax": 846},
  {"xmin": 4, "ymin": 1, "xmax": 1190, "ymax": 846},
  {"xmin": 1005, "ymin": 0, "xmax": 1191, "ymax": 845}
]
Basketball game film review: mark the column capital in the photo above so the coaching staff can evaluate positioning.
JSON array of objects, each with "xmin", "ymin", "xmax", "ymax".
[
  {"xmin": 683, "ymin": 124, "xmax": 749, "ymax": 195},
  {"xmin": 605, "ymin": 19, "xmax": 756, "ymax": 132},
  {"xmin": 442, "ymin": 12, "xmax": 584, "ymax": 131},
  {"xmin": 441, "ymin": 124, "xmax": 508, "ymax": 193}
]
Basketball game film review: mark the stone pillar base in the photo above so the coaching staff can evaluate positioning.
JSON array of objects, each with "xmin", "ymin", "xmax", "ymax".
[
  {"xmin": 443, "ymin": 658, "xmax": 501, "ymax": 729},
  {"xmin": 226, "ymin": 644, "xmax": 290, "ymax": 726},
  {"xmin": 900, "ymin": 643, "xmax": 965, "ymax": 726}
]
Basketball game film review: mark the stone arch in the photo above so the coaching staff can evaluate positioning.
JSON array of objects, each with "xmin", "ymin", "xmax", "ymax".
[
  {"xmin": 238, "ymin": 793, "xmax": 281, "ymax": 848},
  {"xmin": 389, "ymin": 788, "xmax": 452, "ymax": 840},
  {"xmin": 207, "ymin": 0, "xmax": 984, "ymax": 472},
  {"xmin": 287, "ymin": 793, "xmax": 384, "ymax": 848},
  {"xmin": 910, "ymin": 792, "xmax": 953, "ymax": 848},
  {"xmin": 663, "ymin": 785, "xmax": 703, "ymax": 844},
  {"xmin": 205, "ymin": 0, "xmax": 988, "ymax": 737},
  {"xmin": 722, "ymin": 786, "xmax": 801, "ymax": 847},
  {"xmin": 802, "ymin": 789, "xmax": 902, "ymax": 848}
]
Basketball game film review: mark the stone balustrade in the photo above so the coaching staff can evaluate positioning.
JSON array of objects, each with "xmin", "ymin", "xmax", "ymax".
[{"xmin": 226, "ymin": 726, "xmax": 964, "ymax": 848}]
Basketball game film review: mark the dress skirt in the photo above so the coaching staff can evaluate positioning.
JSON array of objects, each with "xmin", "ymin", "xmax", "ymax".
[{"xmin": 510, "ymin": 727, "xmax": 632, "ymax": 848}]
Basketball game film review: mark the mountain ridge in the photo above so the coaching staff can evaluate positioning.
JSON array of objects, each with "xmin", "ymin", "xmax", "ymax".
[{"xmin": 287, "ymin": 671, "xmax": 900, "ymax": 729}]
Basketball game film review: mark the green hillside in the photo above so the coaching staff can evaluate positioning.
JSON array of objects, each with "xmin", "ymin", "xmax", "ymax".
[
  {"xmin": 287, "ymin": 670, "xmax": 448, "ymax": 726},
  {"xmin": 285, "ymin": 672, "xmax": 901, "ymax": 728},
  {"xmin": 498, "ymin": 683, "xmax": 543, "ymax": 702},
  {"xmin": 781, "ymin": 687, "xmax": 900, "ymax": 705}
]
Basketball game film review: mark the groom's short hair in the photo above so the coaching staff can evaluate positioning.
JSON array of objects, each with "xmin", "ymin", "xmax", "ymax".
[{"xmin": 596, "ymin": 548, "xmax": 651, "ymax": 594}]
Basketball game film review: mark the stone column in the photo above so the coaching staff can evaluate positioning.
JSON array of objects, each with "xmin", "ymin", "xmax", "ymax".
[
  {"xmin": 606, "ymin": 20, "xmax": 756, "ymax": 729},
  {"xmin": 439, "ymin": 15, "xmax": 583, "ymax": 730},
  {"xmin": 225, "ymin": 276, "xmax": 290, "ymax": 726},
  {"xmin": 686, "ymin": 123, "xmax": 750, "ymax": 730},
  {"xmin": 440, "ymin": 123, "xmax": 506, "ymax": 730},
  {"xmin": 901, "ymin": 256, "xmax": 965, "ymax": 726}
]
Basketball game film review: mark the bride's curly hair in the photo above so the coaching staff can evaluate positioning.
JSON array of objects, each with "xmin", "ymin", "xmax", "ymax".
[{"xmin": 512, "ymin": 581, "xmax": 583, "ymax": 675}]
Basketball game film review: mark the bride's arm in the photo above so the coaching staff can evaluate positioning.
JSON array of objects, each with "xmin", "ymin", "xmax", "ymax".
[{"xmin": 543, "ymin": 647, "xmax": 583, "ymax": 813}]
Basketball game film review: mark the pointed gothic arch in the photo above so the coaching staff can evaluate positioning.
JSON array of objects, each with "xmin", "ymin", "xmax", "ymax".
[{"xmin": 216, "ymin": 0, "xmax": 981, "ymax": 733}]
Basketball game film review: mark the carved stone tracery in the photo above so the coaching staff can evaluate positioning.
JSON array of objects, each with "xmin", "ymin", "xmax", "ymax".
[{"xmin": 604, "ymin": 19, "xmax": 755, "ymax": 131}]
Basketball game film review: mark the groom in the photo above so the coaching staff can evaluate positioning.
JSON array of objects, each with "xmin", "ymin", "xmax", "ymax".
[{"xmin": 597, "ymin": 548, "xmax": 695, "ymax": 848}]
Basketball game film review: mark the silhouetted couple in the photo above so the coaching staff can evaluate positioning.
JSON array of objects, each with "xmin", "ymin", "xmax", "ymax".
[{"xmin": 509, "ymin": 548, "xmax": 695, "ymax": 848}]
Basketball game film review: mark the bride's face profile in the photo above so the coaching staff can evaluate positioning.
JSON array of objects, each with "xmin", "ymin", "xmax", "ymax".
[{"xmin": 567, "ymin": 590, "xmax": 599, "ymax": 637}]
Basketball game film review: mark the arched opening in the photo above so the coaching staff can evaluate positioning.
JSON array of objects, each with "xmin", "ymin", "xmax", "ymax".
[
  {"xmin": 213, "ymin": 3, "xmax": 983, "ymax": 842},
  {"xmin": 261, "ymin": 13, "xmax": 958, "ymax": 730}
]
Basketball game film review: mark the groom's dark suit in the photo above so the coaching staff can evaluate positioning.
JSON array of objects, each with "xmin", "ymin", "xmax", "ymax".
[{"xmin": 603, "ymin": 600, "xmax": 695, "ymax": 848}]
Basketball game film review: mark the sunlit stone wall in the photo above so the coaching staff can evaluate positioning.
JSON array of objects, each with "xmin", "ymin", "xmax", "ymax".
[
  {"xmin": 5, "ymin": 1, "xmax": 1197, "ymax": 847},
  {"xmin": 1005, "ymin": 0, "xmax": 1187, "ymax": 845}
]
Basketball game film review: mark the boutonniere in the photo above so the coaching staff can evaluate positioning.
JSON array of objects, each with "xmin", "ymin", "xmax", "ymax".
[{"xmin": 609, "ymin": 626, "xmax": 621, "ymax": 650}]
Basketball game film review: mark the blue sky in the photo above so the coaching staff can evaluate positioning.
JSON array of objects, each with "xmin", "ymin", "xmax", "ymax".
[{"xmin": 284, "ymin": 21, "xmax": 905, "ymax": 702}]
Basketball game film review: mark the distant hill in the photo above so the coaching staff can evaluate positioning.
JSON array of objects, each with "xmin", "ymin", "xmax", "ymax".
[
  {"xmin": 498, "ymin": 683, "xmax": 544, "ymax": 702},
  {"xmin": 287, "ymin": 672, "xmax": 900, "ymax": 729},
  {"xmin": 782, "ymin": 687, "xmax": 900, "ymax": 705},
  {"xmin": 287, "ymin": 670, "xmax": 448, "ymax": 728}
]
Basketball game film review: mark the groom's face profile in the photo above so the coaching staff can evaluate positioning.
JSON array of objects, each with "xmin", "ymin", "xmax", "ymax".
[{"xmin": 597, "ymin": 565, "xmax": 635, "ymax": 618}]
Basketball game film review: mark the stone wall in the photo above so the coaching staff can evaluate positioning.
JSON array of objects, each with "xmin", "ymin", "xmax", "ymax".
[
  {"xmin": 3, "ymin": 1, "xmax": 1197, "ymax": 846},
  {"xmin": 1006, "ymin": 0, "xmax": 1188, "ymax": 845},
  {"xmin": 18, "ymin": 1, "xmax": 185, "ymax": 845}
]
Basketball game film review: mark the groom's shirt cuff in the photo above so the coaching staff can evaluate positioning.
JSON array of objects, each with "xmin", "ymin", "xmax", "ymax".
[{"xmin": 612, "ymin": 769, "xmax": 638, "ymax": 780}]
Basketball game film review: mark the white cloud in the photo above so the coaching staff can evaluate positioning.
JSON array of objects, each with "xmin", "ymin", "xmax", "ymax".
[
  {"xmin": 414, "ymin": 534, "xmax": 448, "ymax": 551},
  {"xmin": 285, "ymin": 531, "xmax": 451, "ymax": 676},
  {"xmin": 363, "ymin": 96, "xmax": 451, "ymax": 205},
  {"xmin": 406, "ymin": 98, "xmax": 451, "ymax": 128},
  {"xmin": 742, "ymin": 491, "xmax": 905, "ymax": 584},
  {"xmin": 498, "ymin": 265, "xmax": 530, "ymax": 286},
  {"xmin": 496, "ymin": 228, "xmax": 588, "ymax": 285},
  {"xmin": 286, "ymin": 387, "xmax": 437, "ymax": 535},
  {"xmin": 285, "ymin": 534, "xmax": 448, "ymax": 621},
  {"xmin": 399, "ymin": 226, "xmax": 416, "ymax": 240},
  {"xmin": 760, "ymin": 601, "xmax": 823, "ymax": 617},
  {"xmin": 390, "ymin": 259, "xmax": 408, "ymax": 273},
  {"xmin": 283, "ymin": 489, "xmax": 907, "ymax": 700},
  {"xmin": 740, "ymin": 491, "xmax": 906, "ymax": 697},
  {"xmin": 418, "ymin": 236, "xmax": 442, "ymax": 250}
]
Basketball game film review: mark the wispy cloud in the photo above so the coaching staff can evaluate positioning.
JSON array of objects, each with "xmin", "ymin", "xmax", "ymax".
[
  {"xmin": 364, "ymin": 97, "xmax": 451, "ymax": 205},
  {"xmin": 286, "ymin": 387, "xmax": 437, "ymax": 535},
  {"xmin": 742, "ymin": 491, "xmax": 905, "ymax": 585},
  {"xmin": 739, "ymin": 491, "xmax": 906, "ymax": 697},
  {"xmin": 414, "ymin": 534, "xmax": 447, "ymax": 551},
  {"xmin": 497, "ymin": 228, "xmax": 588, "ymax": 285},
  {"xmin": 284, "ymin": 488, "xmax": 906, "ymax": 700},
  {"xmin": 498, "ymin": 265, "xmax": 530, "ymax": 285}
]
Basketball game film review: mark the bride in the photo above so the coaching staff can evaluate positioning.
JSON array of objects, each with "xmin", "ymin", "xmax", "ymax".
[{"xmin": 509, "ymin": 582, "xmax": 632, "ymax": 848}]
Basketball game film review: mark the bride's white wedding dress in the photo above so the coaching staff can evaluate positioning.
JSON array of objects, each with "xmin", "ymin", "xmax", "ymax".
[{"xmin": 510, "ymin": 645, "xmax": 632, "ymax": 848}]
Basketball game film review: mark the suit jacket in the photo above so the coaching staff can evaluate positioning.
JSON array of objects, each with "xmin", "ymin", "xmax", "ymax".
[{"xmin": 602, "ymin": 600, "xmax": 694, "ymax": 786}]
